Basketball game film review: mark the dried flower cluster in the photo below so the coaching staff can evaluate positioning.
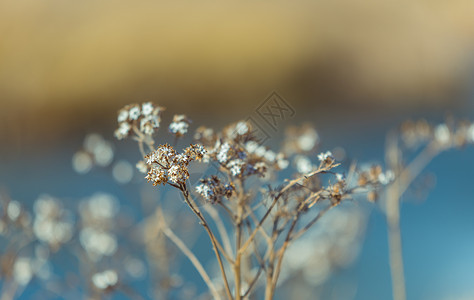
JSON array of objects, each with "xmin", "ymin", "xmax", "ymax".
[
  {"xmin": 114, "ymin": 102, "xmax": 165, "ymax": 140},
  {"xmin": 109, "ymin": 101, "xmax": 410, "ymax": 300},
  {"xmin": 145, "ymin": 144, "xmax": 206, "ymax": 186},
  {"xmin": 194, "ymin": 121, "xmax": 289, "ymax": 179},
  {"xmin": 195, "ymin": 176, "xmax": 234, "ymax": 203},
  {"xmin": 169, "ymin": 114, "xmax": 192, "ymax": 137}
]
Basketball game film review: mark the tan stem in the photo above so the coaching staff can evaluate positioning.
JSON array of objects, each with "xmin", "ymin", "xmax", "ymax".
[
  {"xmin": 386, "ymin": 135, "xmax": 439, "ymax": 300},
  {"xmin": 161, "ymin": 223, "xmax": 221, "ymax": 300},
  {"xmin": 181, "ymin": 186, "xmax": 233, "ymax": 300}
]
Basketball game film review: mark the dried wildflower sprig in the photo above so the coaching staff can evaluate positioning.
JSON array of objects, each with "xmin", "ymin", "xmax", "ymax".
[
  {"xmin": 169, "ymin": 114, "xmax": 192, "ymax": 137},
  {"xmin": 195, "ymin": 176, "xmax": 234, "ymax": 204},
  {"xmin": 194, "ymin": 120, "xmax": 289, "ymax": 179},
  {"xmin": 115, "ymin": 102, "xmax": 474, "ymax": 300},
  {"xmin": 115, "ymin": 102, "xmax": 165, "ymax": 140},
  {"xmin": 114, "ymin": 102, "xmax": 165, "ymax": 163},
  {"xmin": 144, "ymin": 144, "xmax": 206, "ymax": 186},
  {"xmin": 114, "ymin": 102, "xmax": 386, "ymax": 300}
]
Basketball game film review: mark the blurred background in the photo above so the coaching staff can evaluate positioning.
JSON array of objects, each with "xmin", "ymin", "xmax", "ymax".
[
  {"xmin": 1, "ymin": 0, "xmax": 474, "ymax": 152},
  {"xmin": 1, "ymin": 0, "xmax": 474, "ymax": 299}
]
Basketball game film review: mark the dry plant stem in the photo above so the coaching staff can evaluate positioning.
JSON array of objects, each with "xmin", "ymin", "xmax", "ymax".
[
  {"xmin": 182, "ymin": 195, "xmax": 234, "ymax": 264},
  {"xmin": 290, "ymin": 203, "xmax": 335, "ymax": 241},
  {"xmin": 271, "ymin": 203, "xmax": 335, "ymax": 295},
  {"xmin": 264, "ymin": 223, "xmax": 280, "ymax": 300},
  {"xmin": 239, "ymin": 165, "xmax": 338, "ymax": 256},
  {"xmin": 158, "ymin": 212, "xmax": 221, "ymax": 300},
  {"xmin": 234, "ymin": 179, "xmax": 245, "ymax": 300},
  {"xmin": 133, "ymin": 126, "xmax": 154, "ymax": 157},
  {"xmin": 242, "ymin": 220, "xmax": 265, "ymax": 298},
  {"xmin": 386, "ymin": 134, "xmax": 440, "ymax": 300},
  {"xmin": 180, "ymin": 184, "xmax": 233, "ymax": 300},
  {"xmin": 204, "ymin": 205, "xmax": 233, "ymax": 257}
]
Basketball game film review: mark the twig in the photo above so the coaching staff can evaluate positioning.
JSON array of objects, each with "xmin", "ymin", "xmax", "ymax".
[
  {"xmin": 385, "ymin": 133, "xmax": 439, "ymax": 300},
  {"xmin": 158, "ymin": 211, "xmax": 221, "ymax": 300},
  {"xmin": 180, "ymin": 184, "xmax": 234, "ymax": 300},
  {"xmin": 204, "ymin": 205, "xmax": 234, "ymax": 257}
]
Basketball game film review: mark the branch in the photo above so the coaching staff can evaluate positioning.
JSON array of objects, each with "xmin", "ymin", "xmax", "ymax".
[
  {"xmin": 159, "ymin": 219, "xmax": 221, "ymax": 300},
  {"xmin": 180, "ymin": 184, "xmax": 234, "ymax": 300}
]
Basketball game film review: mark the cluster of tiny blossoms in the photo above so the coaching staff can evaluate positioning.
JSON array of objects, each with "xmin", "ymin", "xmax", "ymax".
[
  {"xmin": 195, "ymin": 176, "xmax": 234, "ymax": 203},
  {"xmin": 169, "ymin": 114, "xmax": 192, "ymax": 137},
  {"xmin": 145, "ymin": 144, "xmax": 206, "ymax": 186},
  {"xmin": 195, "ymin": 121, "xmax": 289, "ymax": 178},
  {"xmin": 115, "ymin": 102, "xmax": 165, "ymax": 139}
]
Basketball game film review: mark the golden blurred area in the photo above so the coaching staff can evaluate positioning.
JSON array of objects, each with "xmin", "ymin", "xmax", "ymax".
[{"xmin": 1, "ymin": 0, "xmax": 474, "ymax": 149}]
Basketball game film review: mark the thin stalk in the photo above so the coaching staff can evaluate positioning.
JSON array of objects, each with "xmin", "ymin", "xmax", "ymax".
[
  {"xmin": 160, "ymin": 222, "xmax": 221, "ymax": 300},
  {"xmin": 205, "ymin": 205, "xmax": 233, "ymax": 257},
  {"xmin": 386, "ymin": 134, "xmax": 439, "ymax": 300},
  {"xmin": 180, "ymin": 184, "xmax": 233, "ymax": 300}
]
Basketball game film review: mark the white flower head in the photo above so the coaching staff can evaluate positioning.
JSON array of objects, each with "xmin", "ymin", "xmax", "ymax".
[
  {"xmin": 129, "ymin": 105, "xmax": 141, "ymax": 120},
  {"xmin": 7, "ymin": 201, "xmax": 21, "ymax": 221},
  {"xmin": 141, "ymin": 102, "xmax": 154, "ymax": 116},
  {"xmin": 318, "ymin": 151, "xmax": 333, "ymax": 162},
  {"xmin": 227, "ymin": 159, "xmax": 245, "ymax": 176},
  {"xmin": 115, "ymin": 122, "xmax": 131, "ymax": 140},
  {"xmin": 169, "ymin": 114, "xmax": 191, "ymax": 137},
  {"xmin": 117, "ymin": 109, "xmax": 129, "ymax": 123},
  {"xmin": 467, "ymin": 123, "xmax": 474, "ymax": 143},
  {"xmin": 92, "ymin": 270, "xmax": 118, "ymax": 290},
  {"xmin": 217, "ymin": 143, "xmax": 231, "ymax": 163},
  {"xmin": 434, "ymin": 124, "xmax": 450, "ymax": 145},
  {"xmin": 378, "ymin": 170, "xmax": 394, "ymax": 185},
  {"xmin": 245, "ymin": 141, "xmax": 259, "ymax": 153},
  {"xmin": 235, "ymin": 121, "xmax": 250, "ymax": 135}
]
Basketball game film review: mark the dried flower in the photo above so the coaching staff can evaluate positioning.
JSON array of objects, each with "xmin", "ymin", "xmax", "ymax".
[
  {"xmin": 145, "ymin": 144, "xmax": 205, "ymax": 186},
  {"xmin": 195, "ymin": 176, "xmax": 234, "ymax": 203},
  {"xmin": 227, "ymin": 159, "xmax": 245, "ymax": 176},
  {"xmin": 317, "ymin": 151, "xmax": 335, "ymax": 167},
  {"xmin": 136, "ymin": 160, "xmax": 148, "ymax": 174},
  {"xmin": 115, "ymin": 102, "xmax": 164, "ymax": 139},
  {"xmin": 317, "ymin": 151, "xmax": 333, "ymax": 162},
  {"xmin": 169, "ymin": 114, "xmax": 191, "ymax": 137},
  {"xmin": 434, "ymin": 124, "xmax": 451, "ymax": 145},
  {"xmin": 114, "ymin": 122, "xmax": 132, "ymax": 140},
  {"xmin": 92, "ymin": 270, "xmax": 118, "ymax": 290}
]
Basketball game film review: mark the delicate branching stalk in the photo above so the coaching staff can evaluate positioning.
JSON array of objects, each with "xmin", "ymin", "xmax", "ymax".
[
  {"xmin": 109, "ymin": 102, "xmax": 474, "ymax": 299},
  {"xmin": 204, "ymin": 205, "xmax": 234, "ymax": 257},
  {"xmin": 157, "ymin": 209, "xmax": 221, "ymax": 300},
  {"xmin": 179, "ymin": 183, "xmax": 234, "ymax": 300}
]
